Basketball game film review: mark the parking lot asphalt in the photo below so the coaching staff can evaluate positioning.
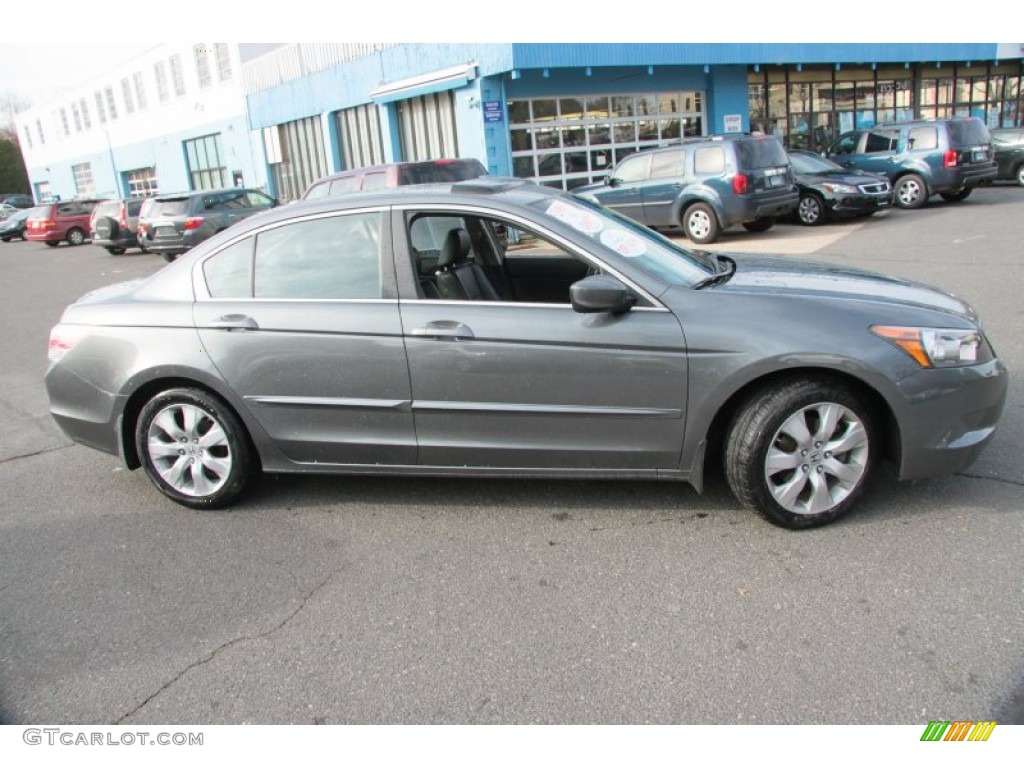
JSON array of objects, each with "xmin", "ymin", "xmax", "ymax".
[{"xmin": 0, "ymin": 187, "xmax": 1022, "ymax": 725}]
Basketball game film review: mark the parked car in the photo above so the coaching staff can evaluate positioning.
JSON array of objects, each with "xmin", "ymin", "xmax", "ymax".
[
  {"xmin": 990, "ymin": 127, "xmax": 1024, "ymax": 186},
  {"xmin": 0, "ymin": 208, "xmax": 30, "ymax": 241},
  {"xmin": 573, "ymin": 134, "xmax": 799, "ymax": 245},
  {"xmin": 825, "ymin": 117, "xmax": 997, "ymax": 209},
  {"xmin": 1, "ymin": 194, "xmax": 34, "ymax": 209},
  {"xmin": 136, "ymin": 188, "xmax": 277, "ymax": 262},
  {"xmin": 45, "ymin": 179, "xmax": 1007, "ymax": 529},
  {"xmin": 302, "ymin": 157, "xmax": 488, "ymax": 200},
  {"xmin": 785, "ymin": 149, "xmax": 893, "ymax": 225},
  {"xmin": 25, "ymin": 199, "xmax": 106, "ymax": 246},
  {"xmin": 0, "ymin": 203, "xmax": 17, "ymax": 218},
  {"xmin": 90, "ymin": 198, "xmax": 146, "ymax": 255}
]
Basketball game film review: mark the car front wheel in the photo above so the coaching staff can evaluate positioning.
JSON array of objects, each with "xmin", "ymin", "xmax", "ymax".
[
  {"xmin": 894, "ymin": 174, "xmax": 927, "ymax": 209},
  {"xmin": 725, "ymin": 379, "xmax": 876, "ymax": 529},
  {"xmin": 136, "ymin": 388, "xmax": 256, "ymax": 509},
  {"xmin": 796, "ymin": 194, "xmax": 825, "ymax": 226},
  {"xmin": 682, "ymin": 202, "xmax": 720, "ymax": 244},
  {"xmin": 1016, "ymin": 163, "xmax": 1024, "ymax": 187}
]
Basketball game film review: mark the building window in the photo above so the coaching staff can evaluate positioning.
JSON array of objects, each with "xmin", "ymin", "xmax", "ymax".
[
  {"xmin": 23, "ymin": 125, "xmax": 32, "ymax": 149},
  {"xmin": 155, "ymin": 61, "xmax": 169, "ymax": 103},
  {"xmin": 184, "ymin": 133, "xmax": 230, "ymax": 190},
  {"xmin": 60, "ymin": 108, "xmax": 70, "ymax": 136},
  {"xmin": 36, "ymin": 119, "xmax": 45, "ymax": 145},
  {"xmin": 72, "ymin": 163, "xmax": 95, "ymax": 195},
  {"xmin": 122, "ymin": 78, "xmax": 135, "ymax": 114},
  {"xmin": 105, "ymin": 86, "xmax": 118, "ymax": 120},
  {"xmin": 215, "ymin": 44, "xmax": 232, "ymax": 81},
  {"xmin": 79, "ymin": 98, "xmax": 91, "ymax": 129},
  {"xmin": 336, "ymin": 104, "xmax": 385, "ymax": 170},
  {"xmin": 396, "ymin": 91, "xmax": 461, "ymax": 164},
  {"xmin": 134, "ymin": 71, "xmax": 147, "ymax": 110},
  {"xmin": 195, "ymin": 44, "xmax": 212, "ymax": 88},
  {"xmin": 71, "ymin": 102, "xmax": 82, "ymax": 132},
  {"xmin": 507, "ymin": 92, "xmax": 704, "ymax": 190},
  {"xmin": 124, "ymin": 167, "xmax": 159, "ymax": 197},
  {"xmin": 95, "ymin": 91, "xmax": 107, "ymax": 124},
  {"xmin": 265, "ymin": 115, "xmax": 329, "ymax": 202},
  {"xmin": 170, "ymin": 54, "xmax": 186, "ymax": 97}
]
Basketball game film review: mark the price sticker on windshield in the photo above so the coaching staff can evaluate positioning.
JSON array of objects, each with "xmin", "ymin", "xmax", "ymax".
[{"xmin": 599, "ymin": 228, "xmax": 647, "ymax": 257}]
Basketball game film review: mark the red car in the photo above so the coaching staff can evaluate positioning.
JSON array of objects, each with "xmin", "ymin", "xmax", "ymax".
[{"xmin": 26, "ymin": 199, "xmax": 106, "ymax": 247}]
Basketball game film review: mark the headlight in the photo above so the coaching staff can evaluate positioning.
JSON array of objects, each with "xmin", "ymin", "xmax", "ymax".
[
  {"xmin": 871, "ymin": 325, "xmax": 989, "ymax": 368},
  {"xmin": 822, "ymin": 183, "xmax": 858, "ymax": 194}
]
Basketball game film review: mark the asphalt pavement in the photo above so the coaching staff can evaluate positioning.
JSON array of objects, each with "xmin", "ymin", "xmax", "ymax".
[{"xmin": 0, "ymin": 188, "xmax": 1021, "ymax": 725}]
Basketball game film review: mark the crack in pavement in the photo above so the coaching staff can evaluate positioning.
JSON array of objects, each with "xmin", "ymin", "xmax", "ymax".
[
  {"xmin": 956, "ymin": 472, "xmax": 1024, "ymax": 488},
  {"xmin": 114, "ymin": 569, "xmax": 339, "ymax": 725},
  {"xmin": 0, "ymin": 444, "xmax": 74, "ymax": 465}
]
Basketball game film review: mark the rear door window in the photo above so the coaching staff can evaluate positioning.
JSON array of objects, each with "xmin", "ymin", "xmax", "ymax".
[
  {"xmin": 864, "ymin": 130, "xmax": 899, "ymax": 153},
  {"xmin": 908, "ymin": 127, "xmax": 938, "ymax": 151}
]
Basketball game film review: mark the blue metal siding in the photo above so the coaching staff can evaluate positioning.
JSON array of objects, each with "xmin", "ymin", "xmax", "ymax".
[
  {"xmin": 510, "ymin": 43, "xmax": 1004, "ymax": 69},
  {"xmin": 506, "ymin": 66, "xmax": 709, "ymax": 99}
]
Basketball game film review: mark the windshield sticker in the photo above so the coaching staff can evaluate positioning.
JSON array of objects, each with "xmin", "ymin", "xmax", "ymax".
[
  {"xmin": 599, "ymin": 228, "xmax": 647, "ymax": 258},
  {"xmin": 545, "ymin": 199, "xmax": 604, "ymax": 234}
]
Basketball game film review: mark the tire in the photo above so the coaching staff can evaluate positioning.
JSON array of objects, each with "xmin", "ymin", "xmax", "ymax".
[
  {"xmin": 796, "ymin": 194, "xmax": 826, "ymax": 226},
  {"xmin": 725, "ymin": 379, "xmax": 876, "ymax": 529},
  {"xmin": 106, "ymin": 247, "xmax": 126, "ymax": 255},
  {"xmin": 893, "ymin": 174, "xmax": 927, "ymax": 209},
  {"xmin": 742, "ymin": 217, "xmax": 774, "ymax": 233},
  {"xmin": 135, "ymin": 387, "xmax": 256, "ymax": 509},
  {"xmin": 45, "ymin": 241, "xmax": 59, "ymax": 247},
  {"xmin": 162, "ymin": 253, "xmax": 177, "ymax": 263},
  {"xmin": 939, "ymin": 189, "xmax": 971, "ymax": 203},
  {"xmin": 1016, "ymin": 163, "xmax": 1024, "ymax": 187},
  {"xmin": 682, "ymin": 202, "xmax": 720, "ymax": 244},
  {"xmin": 94, "ymin": 216, "xmax": 119, "ymax": 240},
  {"xmin": 66, "ymin": 227, "xmax": 86, "ymax": 246},
  {"xmin": 1, "ymin": 236, "xmax": 9, "ymax": 242}
]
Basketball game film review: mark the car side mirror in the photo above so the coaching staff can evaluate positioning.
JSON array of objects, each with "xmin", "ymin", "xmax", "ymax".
[
  {"xmin": 606, "ymin": 175, "xmax": 620, "ymax": 187},
  {"xmin": 570, "ymin": 275, "xmax": 636, "ymax": 315}
]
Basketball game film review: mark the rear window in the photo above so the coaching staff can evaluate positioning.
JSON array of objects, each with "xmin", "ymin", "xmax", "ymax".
[
  {"xmin": 398, "ymin": 160, "xmax": 486, "ymax": 185},
  {"xmin": 27, "ymin": 205, "xmax": 52, "ymax": 219},
  {"xmin": 734, "ymin": 137, "xmax": 788, "ymax": 169},
  {"xmin": 126, "ymin": 199, "xmax": 144, "ymax": 216},
  {"xmin": 93, "ymin": 201, "xmax": 121, "ymax": 218},
  {"xmin": 946, "ymin": 119, "xmax": 991, "ymax": 147},
  {"xmin": 148, "ymin": 198, "xmax": 192, "ymax": 217}
]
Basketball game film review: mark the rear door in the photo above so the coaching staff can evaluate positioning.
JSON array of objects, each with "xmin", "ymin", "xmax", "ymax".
[
  {"xmin": 640, "ymin": 150, "xmax": 686, "ymax": 226},
  {"xmin": 193, "ymin": 206, "xmax": 416, "ymax": 465},
  {"xmin": 734, "ymin": 137, "xmax": 792, "ymax": 191}
]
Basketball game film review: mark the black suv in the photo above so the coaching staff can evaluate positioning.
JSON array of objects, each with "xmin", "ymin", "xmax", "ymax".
[
  {"xmin": 825, "ymin": 117, "xmax": 997, "ymax": 209},
  {"xmin": 573, "ymin": 134, "xmax": 798, "ymax": 244},
  {"xmin": 990, "ymin": 128, "xmax": 1024, "ymax": 186},
  {"xmin": 137, "ymin": 188, "xmax": 277, "ymax": 261}
]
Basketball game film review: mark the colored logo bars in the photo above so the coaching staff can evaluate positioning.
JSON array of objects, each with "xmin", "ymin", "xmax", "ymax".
[{"xmin": 920, "ymin": 721, "xmax": 997, "ymax": 742}]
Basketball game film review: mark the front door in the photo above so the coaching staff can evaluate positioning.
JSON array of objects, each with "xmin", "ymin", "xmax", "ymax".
[{"xmin": 394, "ymin": 208, "xmax": 688, "ymax": 471}]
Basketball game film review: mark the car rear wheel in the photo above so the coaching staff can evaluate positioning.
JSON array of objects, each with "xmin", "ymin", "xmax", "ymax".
[
  {"xmin": 725, "ymin": 379, "xmax": 876, "ymax": 529},
  {"xmin": 105, "ymin": 247, "xmax": 126, "ymax": 255},
  {"xmin": 136, "ymin": 388, "xmax": 256, "ymax": 509},
  {"xmin": 66, "ymin": 228, "xmax": 86, "ymax": 246},
  {"xmin": 939, "ymin": 189, "xmax": 971, "ymax": 202},
  {"xmin": 742, "ymin": 217, "xmax": 774, "ymax": 233},
  {"xmin": 682, "ymin": 202, "xmax": 720, "ymax": 244},
  {"xmin": 894, "ymin": 174, "xmax": 927, "ymax": 209},
  {"xmin": 162, "ymin": 253, "xmax": 178, "ymax": 263},
  {"xmin": 45, "ymin": 241, "xmax": 59, "ymax": 247}
]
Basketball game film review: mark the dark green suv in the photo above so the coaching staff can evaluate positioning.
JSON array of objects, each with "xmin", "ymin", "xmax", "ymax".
[{"xmin": 825, "ymin": 117, "xmax": 997, "ymax": 209}]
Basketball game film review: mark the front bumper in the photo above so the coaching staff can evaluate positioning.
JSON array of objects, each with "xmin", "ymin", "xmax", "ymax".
[
  {"xmin": 895, "ymin": 357, "xmax": 1008, "ymax": 480},
  {"xmin": 828, "ymin": 192, "xmax": 893, "ymax": 216}
]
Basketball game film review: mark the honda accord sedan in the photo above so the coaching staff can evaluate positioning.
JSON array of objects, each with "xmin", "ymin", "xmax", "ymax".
[{"xmin": 45, "ymin": 179, "xmax": 1008, "ymax": 528}]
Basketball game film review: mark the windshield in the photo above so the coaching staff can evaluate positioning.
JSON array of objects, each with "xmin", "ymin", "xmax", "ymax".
[
  {"xmin": 788, "ymin": 152, "xmax": 844, "ymax": 174},
  {"xmin": 947, "ymin": 118, "xmax": 991, "ymax": 146},
  {"xmin": 534, "ymin": 196, "xmax": 714, "ymax": 286}
]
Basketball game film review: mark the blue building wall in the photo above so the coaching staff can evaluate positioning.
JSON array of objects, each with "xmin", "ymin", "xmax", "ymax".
[{"xmin": 26, "ymin": 115, "xmax": 259, "ymax": 201}]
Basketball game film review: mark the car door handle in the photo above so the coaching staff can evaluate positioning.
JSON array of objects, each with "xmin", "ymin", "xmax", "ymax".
[
  {"xmin": 209, "ymin": 314, "xmax": 259, "ymax": 331},
  {"xmin": 410, "ymin": 321, "xmax": 475, "ymax": 341}
]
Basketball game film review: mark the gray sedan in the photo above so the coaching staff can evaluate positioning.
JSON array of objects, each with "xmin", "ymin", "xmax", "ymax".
[{"xmin": 45, "ymin": 179, "xmax": 1008, "ymax": 528}]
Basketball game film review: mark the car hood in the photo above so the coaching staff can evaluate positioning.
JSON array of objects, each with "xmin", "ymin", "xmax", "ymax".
[
  {"xmin": 795, "ymin": 169, "xmax": 885, "ymax": 186},
  {"xmin": 712, "ymin": 253, "xmax": 976, "ymax": 321}
]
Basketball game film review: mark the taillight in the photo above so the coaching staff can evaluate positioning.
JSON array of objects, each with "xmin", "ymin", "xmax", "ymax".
[
  {"xmin": 182, "ymin": 217, "xmax": 204, "ymax": 231},
  {"xmin": 48, "ymin": 325, "xmax": 85, "ymax": 362},
  {"xmin": 39, "ymin": 219, "xmax": 56, "ymax": 230},
  {"xmin": 138, "ymin": 223, "xmax": 148, "ymax": 235},
  {"xmin": 733, "ymin": 173, "xmax": 749, "ymax": 194},
  {"xmin": 943, "ymin": 150, "xmax": 958, "ymax": 168},
  {"xmin": 120, "ymin": 205, "xmax": 128, "ymax": 230}
]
